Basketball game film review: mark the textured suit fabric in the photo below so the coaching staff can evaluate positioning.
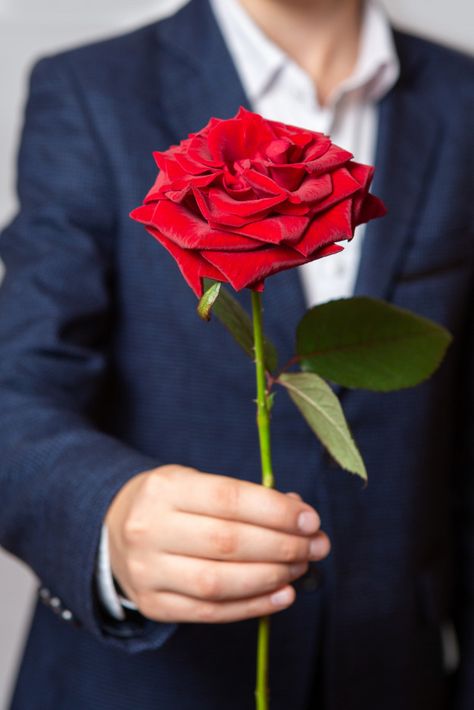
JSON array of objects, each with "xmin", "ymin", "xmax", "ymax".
[{"xmin": 0, "ymin": 0, "xmax": 473, "ymax": 708}]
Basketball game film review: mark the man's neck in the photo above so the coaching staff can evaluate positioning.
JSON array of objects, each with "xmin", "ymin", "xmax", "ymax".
[{"xmin": 237, "ymin": 0, "xmax": 363, "ymax": 105}]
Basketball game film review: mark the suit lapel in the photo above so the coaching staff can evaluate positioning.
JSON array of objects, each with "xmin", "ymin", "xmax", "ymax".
[
  {"xmin": 264, "ymin": 54, "xmax": 445, "ymax": 362},
  {"xmin": 153, "ymin": 0, "xmax": 249, "ymax": 141},
  {"xmin": 354, "ymin": 33, "xmax": 442, "ymax": 300}
]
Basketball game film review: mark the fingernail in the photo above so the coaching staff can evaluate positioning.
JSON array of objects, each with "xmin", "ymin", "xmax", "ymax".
[
  {"xmin": 298, "ymin": 510, "xmax": 319, "ymax": 534},
  {"xmin": 309, "ymin": 538, "xmax": 326, "ymax": 559},
  {"xmin": 271, "ymin": 588, "xmax": 293, "ymax": 607},
  {"xmin": 290, "ymin": 562, "xmax": 307, "ymax": 577}
]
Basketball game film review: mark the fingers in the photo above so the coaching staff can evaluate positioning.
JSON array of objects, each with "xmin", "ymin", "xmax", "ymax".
[
  {"xmin": 136, "ymin": 584, "xmax": 297, "ymax": 624},
  {"xmin": 140, "ymin": 554, "xmax": 309, "ymax": 601},
  {"xmin": 108, "ymin": 467, "xmax": 332, "ymax": 627},
  {"xmin": 155, "ymin": 511, "xmax": 331, "ymax": 563},
  {"xmin": 160, "ymin": 468, "xmax": 320, "ymax": 535}
]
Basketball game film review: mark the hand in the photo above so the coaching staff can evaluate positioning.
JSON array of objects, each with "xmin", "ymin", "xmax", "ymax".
[{"xmin": 106, "ymin": 465, "xmax": 331, "ymax": 624}]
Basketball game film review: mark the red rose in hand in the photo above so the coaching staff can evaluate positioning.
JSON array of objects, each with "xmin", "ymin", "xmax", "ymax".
[{"xmin": 131, "ymin": 107, "xmax": 385, "ymax": 296}]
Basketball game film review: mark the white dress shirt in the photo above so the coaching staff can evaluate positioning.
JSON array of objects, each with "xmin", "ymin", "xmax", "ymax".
[
  {"xmin": 211, "ymin": 0, "xmax": 399, "ymax": 306},
  {"xmin": 97, "ymin": 0, "xmax": 400, "ymax": 620}
]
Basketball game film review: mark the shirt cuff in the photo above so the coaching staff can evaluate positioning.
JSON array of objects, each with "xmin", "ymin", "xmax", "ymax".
[{"xmin": 96, "ymin": 524, "xmax": 138, "ymax": 620}]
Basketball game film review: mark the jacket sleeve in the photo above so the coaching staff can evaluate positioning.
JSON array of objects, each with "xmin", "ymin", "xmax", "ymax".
[{"xmin": 0, "ymin": 56, "xmax": 177, "ymax": 653}]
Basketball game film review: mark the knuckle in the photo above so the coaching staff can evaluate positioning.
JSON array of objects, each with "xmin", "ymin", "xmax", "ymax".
[
  {"xmin": 246, "ymin": 596, "xmax": 271, "ymax": 620},
  {"xmin": 264, "ymin": 569, "xmax": 282, "ymax": 591},
  {"xmin": 196, "ymin": 566, "xmax": 222, "ymax": 600},
  {"xmin": 136, "ymin": 592, "xmax": 172, "ymax": 623},
  {"xmin": 194, "ymin": 601, "xmax": 218, "ymax": 623},
  {"xmin": 266, "ymin": 499, "xmax": 289, "ymax": 529},
  {"xmin": 143, "ymin": 465, "xmax": 182, "ymax": 502},
  {"xmin": 153, "ymin": 464, "xmax": 179, "ymax": 485},
  {"xmin": 135, "ymin": 590, "xmax": 155, "ymax": 618},
  {"xmin": 147, "ymin": 594, "xmax": 173, "ymax": 623},
  {"xmin": 126, "ymin": 558, "xmax": 148, "ymax": 589},
  {"xmin": 122, "ymin": 516, "xmax": 146, "ymax": 547},
  {"xmin": 211, "ymin": 478, "xmax": 241, "ymax": 516},
  {"xmin": 143, "ymin": 468, "xmax": 169, "ymax": 498},
  {"xmin": 210, "ymin": 523, "xmax": 238, "ymax": 557},
  {"xmin": 286, "ymin": 491, "xmax": 302, "ymax": 501},
  {"xmin": 279, "ymin": 538, "xmax": 300, "ymax": 563}
]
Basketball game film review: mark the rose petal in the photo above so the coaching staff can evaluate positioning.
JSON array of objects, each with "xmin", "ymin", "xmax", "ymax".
[
  {"xmin": 130, "ymin": 203, "xmax": 156, "ymax": 224},
  {"xmin": 268, "ymin": 164, "xmax": 306, "ymax": 191},
  {"xmin": 236, "ymin": 215, "xmax": 310, "ymax": 245},
  {"xmin": 201, "ymin": 244, "xmax": 310, "ymax": 290},
  {"xmin": 139, "ymin": 201, "xmax": 262, "ymax": 251},
  {"xmin": 345, "ymin": 162, "xmax": 386, "ymax": 225},
  {"xmin": 294, "ymin": 200, "xmax": 354, "ymax": 257},
  {"xmin": 276, "ymin": 202, "xmax": 311, "ymax": 216},
  {"xmin": 144, "ymin": 227, "xmax": 225, "ymax": 296},
  {"xmin": 266, "ymin": 118, "xmax": 317, "ymax": 147},
  {"xmin": 348, "ymin": 161, "xmax": 374, "ymax": 186},
  {"xmin": 239, "ymin": 168, "xmax": 286, "ymax": 197},
  {"xmin": 147, "ymin": 172, "xmax": 220, "ymax": 203},
  {"xmin": 265, "ymin": 138, "xmax": 292, "ymax": 164},
  {"xmin": 194, "ymin": 188, "xmax": 280, "ymax": 228},
  {"xmin": 305, "ymin": 144, "xmax": 353, "ymax": 175},
  {"xmin": 207, "ymin": 186, "xmax": 285, "ymax": 217},
  {"xmin": 291, "ymin": 174, "xmax": 333, "ymax": 204},
  {"xmin": 208, "ymin": 113, "xmax": 274, "ymax": 164},
  {"xmin": 132, "ymin": 107, "xmax": 385, "ymax": 297},
  {"xmin": 308, "ymin": 167, "xmax": 362, "ymax": 216},
  {"xmin": 303, "ymin": 136, "xmax": 332, "ymax": 161},
  {"xmin": 186, "ymin": 134, "xmax": 224, "ymax": 168},
  {"xmin": 202, "ymin": 241, "xmax": 345, "ymax": 292},
  {"xmin": 354, "ymin": 193, "xmax": 387, "ymax": 224},
  {"xmin": 174, "ymin": 152, "xmax": 216, "ymax": 175}
]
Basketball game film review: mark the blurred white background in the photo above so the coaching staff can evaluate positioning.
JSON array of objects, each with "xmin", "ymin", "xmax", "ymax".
[{"xmin": 0, "ymin": 0, "xmax": 472, "ymax": 706}]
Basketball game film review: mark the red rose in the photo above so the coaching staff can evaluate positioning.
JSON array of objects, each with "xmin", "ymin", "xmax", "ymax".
[{"xmin": 131, "ymin": 107, "xmax": 385, "ymax": 296}]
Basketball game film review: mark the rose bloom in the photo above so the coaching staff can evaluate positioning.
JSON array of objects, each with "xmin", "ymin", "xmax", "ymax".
[{"xmin": 131, "ymin": 107, "xmax": 385, "ymax": 296}]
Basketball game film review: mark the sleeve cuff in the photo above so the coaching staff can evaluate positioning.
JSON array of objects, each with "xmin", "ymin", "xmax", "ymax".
[{"xmin": 96, "ymin": 524, "xmax": 130, "ymax": 621}]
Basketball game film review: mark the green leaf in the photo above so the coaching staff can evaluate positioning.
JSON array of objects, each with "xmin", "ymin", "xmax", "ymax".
[
  {"xmin": 296, "ymin": 297, "xmax": 452, "ymax": 391},
  {"xmin": 197, "ymin": 281, "xmax": 221, "ymax": 321},
  {"xmin": 279, "ymin": 372, "xmax": 367, "ymax": 479},
  {"xmin": 201, "ymin": 279, "xmax": 278, "ymax": 373}
]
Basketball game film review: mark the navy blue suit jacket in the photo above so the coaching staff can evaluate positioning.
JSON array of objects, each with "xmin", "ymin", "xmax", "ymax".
[{"xmin": 0, "ymin": 1, "xmax": 473, "ymax": 708}]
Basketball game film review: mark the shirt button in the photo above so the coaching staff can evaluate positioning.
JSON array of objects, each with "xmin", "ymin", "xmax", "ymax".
[{"xmin": 61, "ymin": 610, "xmax": 74, "ymax": 622}]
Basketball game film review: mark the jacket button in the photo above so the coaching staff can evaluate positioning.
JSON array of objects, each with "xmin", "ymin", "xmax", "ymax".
[
  {"xmin": 299, "ymin": 565, "xmax": 322, "ymax": 592},
  {"xmin": 61, "ymin": 609, "xmax": 74, "ymax": 622},
  {"xmin": 39, "ymin": 587, "xmax": 51, "ymax": 603}
]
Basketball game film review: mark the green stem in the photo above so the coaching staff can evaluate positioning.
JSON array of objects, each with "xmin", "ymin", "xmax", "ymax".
[
  {"xmin": 251, "ymin": 291, "xmax": 274, "ymax": 710},
  {"xmin": 251, "ymin": 292, "xmax": 274, "ymax": 488}
]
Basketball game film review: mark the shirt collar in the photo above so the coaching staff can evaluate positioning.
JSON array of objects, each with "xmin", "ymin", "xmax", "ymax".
[
  {"xmin": 209, "ymin": 0, "xmax": 400, "ymax": 107},
  {"xmin": 209, "ymin": 0, "xmax": 287, "ymax": 102}
]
